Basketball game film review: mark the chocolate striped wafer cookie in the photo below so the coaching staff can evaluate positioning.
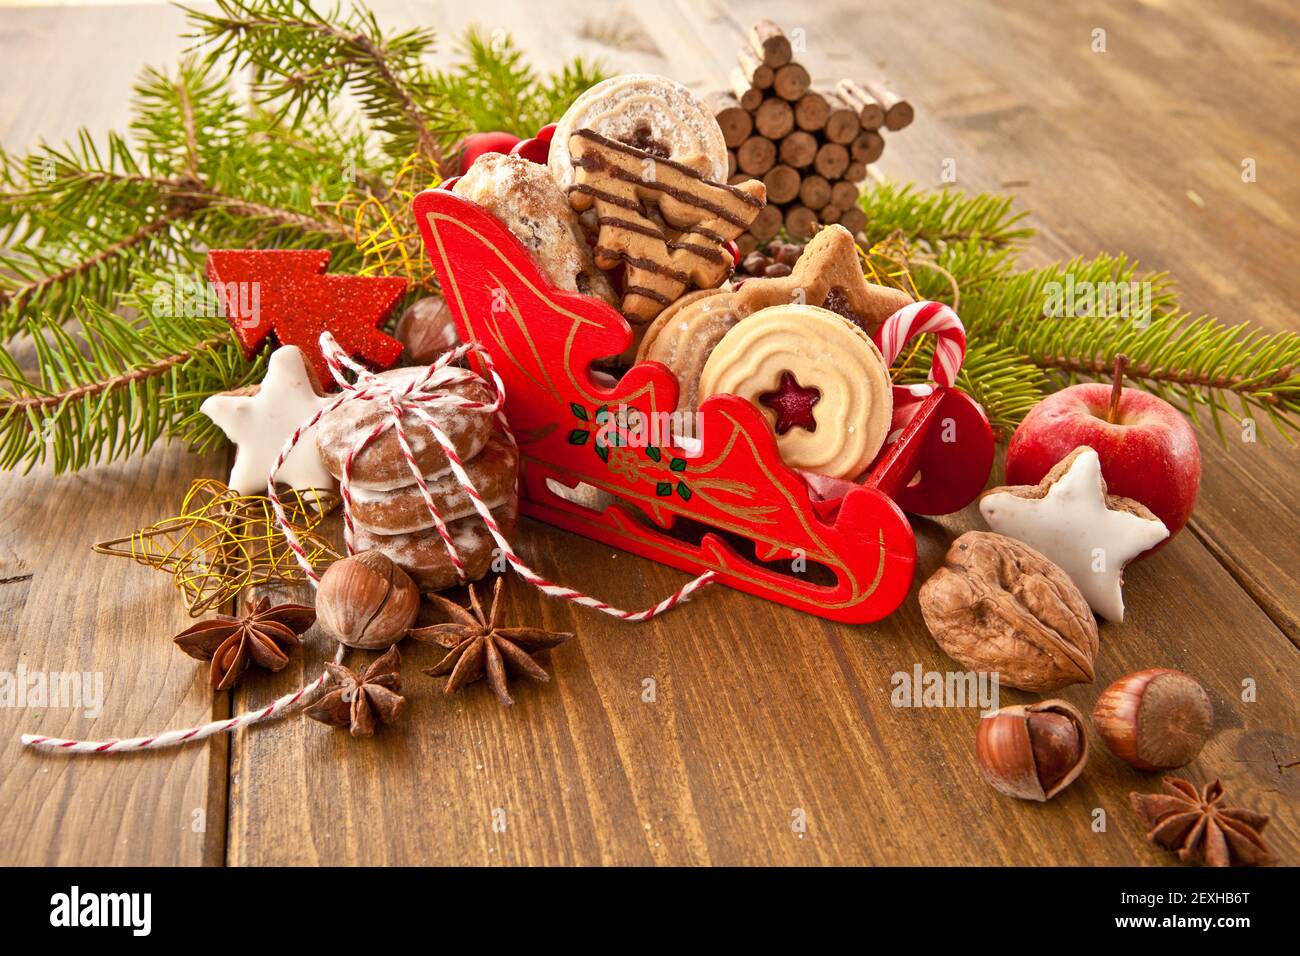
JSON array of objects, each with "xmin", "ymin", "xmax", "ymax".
[{"xmin": 567, "ymin": 128, "xmax": 767, "ymax": 322}]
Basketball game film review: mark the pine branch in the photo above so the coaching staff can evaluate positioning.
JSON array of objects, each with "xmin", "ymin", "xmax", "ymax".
[
  {"xmin": 431, "ymin": 27, "xmax": 608, "ymax": 138},
  {"xmin": 1008, "ymin": 310, "xmax": 1300, "ymax": 441},
  {"xmin": 185, "ymin": 0, "xmax": 451, "ymax": 167},
  {"xmin": 0, "ymin": 296, "xmax": 262, "ymax": 473},
  {"xmin": 860, "ymin": 182, "xmax": 1033, "ymax": 251},
  {"xmin": 957, "ymin": 253, "xmax": 1178, "ymax": 337}
]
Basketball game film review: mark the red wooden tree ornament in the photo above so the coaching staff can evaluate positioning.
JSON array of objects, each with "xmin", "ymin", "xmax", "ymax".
[{"xmin": 207, "ymin": 249, "xmax": 407, "ymax": 388}]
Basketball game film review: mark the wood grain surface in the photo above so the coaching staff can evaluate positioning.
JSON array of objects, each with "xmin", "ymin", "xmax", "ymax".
[{"xmin": 1, "ymin": 0, "xmax": 1297, "ymax": 866}]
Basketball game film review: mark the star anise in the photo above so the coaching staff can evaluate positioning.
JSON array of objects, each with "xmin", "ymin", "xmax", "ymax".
[
  {"xmin": 304, "ymin": 645, "xmax": 406, "ymax": 736},
  {"xmin": 1130, "ymin": 777, "xmax": 1276, "ymax": 867},
  {"xmin": 411, "ymin": 578, "xmax": 573, "ymax": 707},
  {"xmin": 173, "ymin": 595, "xmax": 315, "ymax": 690}
]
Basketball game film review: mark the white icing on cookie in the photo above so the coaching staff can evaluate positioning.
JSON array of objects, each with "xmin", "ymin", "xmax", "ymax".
[
  {"xmin": 979, "ymin": 448, "xmax": 1168, "ymax": 621},
  {"xmin": 548, "ymin": 74, "xmax": 729, "ymax": 190},
  {"xmin": 453, "ymin": 152, "xmax": 614, "ymax": 303},
  {"xmin": 200, "ymin": 346, "xmax": 334, "ymax": 495}
]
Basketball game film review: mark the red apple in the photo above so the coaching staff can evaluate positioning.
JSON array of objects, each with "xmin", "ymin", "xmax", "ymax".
[
  {"xmin": 1005, "ymin": 360, "xmax": 1200, "ymax": 547},
  {"xmin": 457, "ymin": 131, "xmax": 522, "ymax": 175}
]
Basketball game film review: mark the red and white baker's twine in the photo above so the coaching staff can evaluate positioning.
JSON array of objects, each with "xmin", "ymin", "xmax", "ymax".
[
  {"xmin": 24, "ymin": 333, "xmax": 713, "ymax": 753},
  {"xmin": 874, "ymin": 300, "xmax": 967, "ymax": 387}
]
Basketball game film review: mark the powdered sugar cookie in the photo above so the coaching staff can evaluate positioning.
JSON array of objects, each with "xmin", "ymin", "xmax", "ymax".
[
  {"xmin": 452, "ymin": 152, "xmax": 615, "ymax": 304},
  {"xmin": 315, "ymin": 366, "xmax": 495, "ymax": 490},
  {"xmin": 698, "ymin": 304, "xmax": 893, "ymax": 479},
  {"xmin": 549, "ymin": 74, "xmax": 729, "ymax": 191},
  {"xmin": 353, "ymin": 498, "xmax": 518, "ymax": 591},
  {"xmin": 350, "ymin": 434, "xmax": 518, "ymax": 535},
  {"xmin": 979, "ymin": 446, "xmax": 1168, "ymax": 621}
]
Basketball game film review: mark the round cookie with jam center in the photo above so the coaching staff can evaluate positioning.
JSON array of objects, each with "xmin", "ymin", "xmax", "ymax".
[
  {"xmin": 315, "ymin": 366, "xmax": 496, "ymax": 491},
  {"xmin": 698, "ymin": 304, "xmax": 893, "ymax": 479}
]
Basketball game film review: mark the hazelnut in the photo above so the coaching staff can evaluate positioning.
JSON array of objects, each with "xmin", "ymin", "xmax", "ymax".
[
  {"xmin": 976, "ymin": 700, "xmax": 1089, "ymax": 801},
  {"xmin": 395, "ymin": 296, "xmax": 459, "ymax": 365},
  {"xmin": 315, "ymin": 550, "xmax": 419, "ymax": 649},
  {"xmin": 1092, "ymin": 668, "xmax": 1213, "ymax": 771}
]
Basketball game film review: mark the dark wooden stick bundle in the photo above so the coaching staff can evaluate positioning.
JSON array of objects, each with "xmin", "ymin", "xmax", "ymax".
[
  {"xmin": 799, "ymin": 174, "xmax": 831, "ymax": 211},
  {"xmin": 784, "ymin": 204, "xmax": 817, "ymax": 239},
  {"xmin": 705, "ymin": 93, "xmax": 753, "ymax": 149},
  {"xmin": 748, "ymin": 19, "xmax": 793, "ymax": 68},
  {"xmin": 737, "ymin": 48, "xmax": 774, "ymax": 90},
  {"xmin": 836, "ymin": 80, "xmax": 885, "ymax": 130},
  {"xmin": 858, "ymin": 77, "xmax": 913, "ymax": 130},
  {"xmin": 749, "ymin": 204, "xmax": 783, "ymax": 242},
  {"xmin": 851, "ymin": 129, "xmax": 885, "ymax": 165},
  {"xmin": 707, "ymin": 21, "xmax": 916, "ymax": 247},
  {"xmin": 831, "ymin": 179, "xmax": 860, "ymax": 209},
  {"xmin": 821, "ymin": 91, "xmax": 862, "ymax": 145},
  {"xmin": 778, "ymin": 130, "xmax": 817, "ymax": 169},
  {"xmin": 730, "ymin": 68, "xmax": 763, "ymax": 111},
  {"xmin": 754, "ymin": 97, "xmax": 794, "ymax": 140},
  {"xmin": 736, "ymin": 135, "xmax": 776, "ymax": 176},
  {"xmin": 839, "ymin": 205, "xmax": 868, "ymax": 235},
  {"xmin": 793, "ymin": 90, "xmax": 829, "ymax": 132},
  {"xmin": 773, "ymin": 62, "xmax": 811, "ymax": 102},
  {"xmin": 814, "ymin": 141, "xmax": 849, "ymax": 180},
  {"xmin": 763, "ymin": 164, "xmax": 801, "ymax": 205}
]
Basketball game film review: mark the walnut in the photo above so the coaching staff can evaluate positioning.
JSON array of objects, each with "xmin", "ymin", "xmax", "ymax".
[{"xmin": 918, "ymin": 531, "xmax": 1098, "ymax": 693}]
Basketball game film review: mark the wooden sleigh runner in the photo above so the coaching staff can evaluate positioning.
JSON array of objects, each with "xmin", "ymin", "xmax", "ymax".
[{"xmin": 412, "ymin": 187, "xmax": 993, "ymax": 623}]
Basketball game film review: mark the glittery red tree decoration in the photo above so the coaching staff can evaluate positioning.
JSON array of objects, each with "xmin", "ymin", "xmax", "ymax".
[
  {"xmin": 760, "ymin": 371, "xmax": 821, "ymax": 434},
  {"xmin": 207, "ymin": 250, "xmax": 406, "ymax": 389}
]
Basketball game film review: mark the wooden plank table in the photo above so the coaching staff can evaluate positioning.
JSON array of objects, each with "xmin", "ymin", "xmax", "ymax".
[{"xmin": 1, "ymin": 0, "xmax": 1296, "ymax": 866}]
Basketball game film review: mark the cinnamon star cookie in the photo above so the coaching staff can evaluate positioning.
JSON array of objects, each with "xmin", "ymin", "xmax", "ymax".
[{"xmin": 979, "ymin": 446, "xmax": 1169, "ymax": 621}]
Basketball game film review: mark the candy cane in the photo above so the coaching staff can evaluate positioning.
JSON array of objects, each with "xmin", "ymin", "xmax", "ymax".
[{"xmin": 874, "ymin": 300, "xmax": 967, "ymax": 387}]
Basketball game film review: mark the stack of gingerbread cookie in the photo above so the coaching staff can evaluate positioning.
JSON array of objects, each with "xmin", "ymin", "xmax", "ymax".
[{"xmin": 314, "ymin": 366, "xmax": 519, "ymax": 590}]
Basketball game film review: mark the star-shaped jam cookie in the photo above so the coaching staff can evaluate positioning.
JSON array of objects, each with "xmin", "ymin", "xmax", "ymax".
[
  {"xmin": 733, "ymin": 224, "xmax": 913, "ymax": 335},
  {"xmin": 759, "ymin": 371, "xmax": 821, "ymax": 434},
  {"xmin": 979, "ymin": 446, "xmax": 1168, "ymax": 621}
]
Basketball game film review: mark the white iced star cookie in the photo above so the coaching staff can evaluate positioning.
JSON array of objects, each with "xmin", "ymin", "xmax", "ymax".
[
  {"xmin": 979, "ymin": 446, "xmax": 1168, "ymax": 621},
  {"xmin": 201, "ymin": 345, "xmax": 335, "ymax": 495}
]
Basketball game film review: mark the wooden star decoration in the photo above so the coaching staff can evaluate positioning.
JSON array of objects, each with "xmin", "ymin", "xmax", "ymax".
[
  {"xmin": 979, "ymin": 447, "xmax": 1168, "ymax": 621},
  {"xmin": 207, "ymin": 249, "xmax": 407, "ymax": 388}
]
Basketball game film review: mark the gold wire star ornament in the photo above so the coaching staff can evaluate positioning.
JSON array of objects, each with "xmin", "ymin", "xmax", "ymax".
[
  {"xmin": 334, "ymin": 152, "xmax": 443, "ymax": 293},
  {"xmin": 93, "ymin": 479, "xmax": 342, "ymax": 616}
]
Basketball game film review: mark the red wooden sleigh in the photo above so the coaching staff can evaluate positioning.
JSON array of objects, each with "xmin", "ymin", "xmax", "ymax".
[{"xmin": 412, "ymin": 177, "xmax": 992, "ymax": 623}]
